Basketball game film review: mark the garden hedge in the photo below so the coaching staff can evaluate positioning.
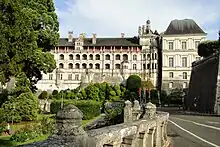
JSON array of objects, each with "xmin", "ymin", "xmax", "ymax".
[{"xmin": 50, "ymin": 100, "xmax": 101, "ymax": 120}]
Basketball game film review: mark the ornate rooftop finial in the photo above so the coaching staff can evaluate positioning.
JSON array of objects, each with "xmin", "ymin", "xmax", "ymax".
[
  {"xmin": 146, "ymin": 20, "xmax": 151, "ymax": 34},
  {"xmin": 68, "ymin": 31, "xmax": 73, "ymax": 42},
  {"xmin": 146, "ymin": 19, "xmax": 151, "ymax": 25}
]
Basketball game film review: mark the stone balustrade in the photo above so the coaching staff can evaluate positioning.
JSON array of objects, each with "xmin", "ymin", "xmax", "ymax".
[{"xmin": 25, "ymin": 100, "xmax": 170, "ymax": 147}]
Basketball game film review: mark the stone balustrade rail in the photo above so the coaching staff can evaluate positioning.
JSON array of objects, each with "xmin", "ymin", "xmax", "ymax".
[{"xmin": 25, "ymin": 100, "xmax": 170, "ymax": 147}]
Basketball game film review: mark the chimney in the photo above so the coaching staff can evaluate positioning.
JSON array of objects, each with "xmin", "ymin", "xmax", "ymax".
[
  {"xmin": 92, "ymin": 33, "xmax": 96, "ymax": 44},
  {"xmin": 138, "ymin": 26, "xmax": 142, "ymax": 36},
  {"xmin": 68, "ymin": 31, "xmax": 73, "ymax": 42},
  {"xmin": 121, "ymin": 33, "xmax": 125, "ymax": 38}
]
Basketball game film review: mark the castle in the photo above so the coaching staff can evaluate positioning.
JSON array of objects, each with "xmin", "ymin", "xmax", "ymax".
[{"xmin": 36, "ymin": 19, "xmax": 206, "ymax": 92}]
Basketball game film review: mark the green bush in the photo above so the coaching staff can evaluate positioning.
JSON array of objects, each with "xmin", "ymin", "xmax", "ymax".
[
  {"xmin": 10, "ymin": 124, "xmax": 41, "ymax": 142},
  {"xmin": 1, "ymin": 92, "xmax": 38, "ymax": 122},
  {"xmin": 50, "ymin": 100, "xmax": 101, "ymax": 120},
  {"xmin": 0, "ymin": 122, "xmax": 7, "ymax": 134},
  {"xmin": 52, "ymin": 90, "xmax": 59, "ymax": 96},
  {"xmin": 127, "ymin": 75, "xmax": 141, "ymax": 92}
]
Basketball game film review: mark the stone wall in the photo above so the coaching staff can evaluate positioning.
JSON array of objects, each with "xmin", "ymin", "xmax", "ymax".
[
  {"xmin": 186, "ymin": 53, "xmax": 219, "ymax": 114},
  {"xmin": 25, "ymin": 101, "xmax": 170, "ymax": 147}
]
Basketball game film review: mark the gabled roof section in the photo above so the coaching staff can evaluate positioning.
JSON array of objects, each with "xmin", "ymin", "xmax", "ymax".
[
  {"xmin": 164, "ymin": 19, "xmax": 206, "ymax": 35},
  {"xmin": 58, "ymin": 37, "xmax": 141, "ymax": 46}
]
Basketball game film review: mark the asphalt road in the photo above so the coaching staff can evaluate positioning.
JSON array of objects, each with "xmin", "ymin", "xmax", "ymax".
[{"xmin": 158, "ymin": 107, "xmax": 220, "ymax": 147}]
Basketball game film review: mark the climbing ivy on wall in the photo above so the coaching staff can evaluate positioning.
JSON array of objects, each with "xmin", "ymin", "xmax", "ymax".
[{"xmin": 198, "ymin": 40, "xmax": 220, "ymax": 57}]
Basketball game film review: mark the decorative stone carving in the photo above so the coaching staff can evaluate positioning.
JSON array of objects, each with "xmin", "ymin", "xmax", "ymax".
[
  {"xmin": 124, "ymin": 100, "xmax": 132, "ymax": 122},
  {"xmin": 24, "ymin": 105, "xmax": 95, "ymax": 147},
  {"xmin": 132, "ymin": 100, "xmax": 141, "ymax": 121},
  {"xmin": 143, "ymin": 102, "xmax": 156, "ymax": 119}
]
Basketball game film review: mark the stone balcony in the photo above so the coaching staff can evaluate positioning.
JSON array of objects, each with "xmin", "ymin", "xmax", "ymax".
[{"xmin": 25, "ymin": 100, "xmax": 170, "ymax": 147}]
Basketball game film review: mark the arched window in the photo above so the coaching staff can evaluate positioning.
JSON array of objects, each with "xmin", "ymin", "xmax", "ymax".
[
  {"xmin": 115, "ymin": 64, "xmax": 120, "ymax": 69},
  {"xmin": 69, "ymin": 54, "xmax": 73, "ymax": 60},
  {"xmin": 89, "ymin": 63, "xmax": 93, "ymax": 69},
  {"xmin": 147, "ymin": 54, "xmax": 151, "ymax": 60},
  {"xmin": 183, "ymin": 82, "xmax": 187, "ymax": 89},
  {"xmin": 95, "ymin": 63, "xmax": 100, "ymax": 69},
  {"xmin": 59, "ymin": 54, "xmax": 64, "ymax": 60},
  {"xmin": 82, "ymin": 63, "xmax": 87, "ymax": 69},
  {"xmin": 123, "ymin": 54, "xmax": 128, "ymax": 60},
  {"xmin": 89, "ymin": 54, "xmax": 93, "ymax": 60},
  {"xmin": 59, "ymin": 63, "xmax": 64, "ymax": 69},
  {"xmin": 76, "ymin": 54, "xmax": 80, "ymax": 60},
  {"xmin": 115, "ymin": 54, "xmax": 120, "ymax": 60},
  {"xmin": 95, "ymin": 54, "xmax": 100, "ymax": 60},
  {"xmin": 68, "ymin": 63, "xmax": 73, "ymax": 69},
  {"xmin": 154, "ymin": 53, "xmax": 157, "ymax": 60},
  {"xmin": 82, "ymin": 54, "xmax": 87, "ymax": 60},
  {"xmin": 75, "ymin": 63, "xmax": 80, "ymax": 69},
  {"xmin": 105, "ymin": 54, "xmax": 110, "ymax": 60},
  {"xmin": 105, "ymin": 64, "xmax": 110, "ymax": 69}
]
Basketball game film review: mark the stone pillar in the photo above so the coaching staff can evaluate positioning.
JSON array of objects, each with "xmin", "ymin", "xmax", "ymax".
[
  {"xmin": 145, "ymin": 128, "xmax": 155, "ymax": 147},
  {"xmin": 124, "ymin": 100, "xmax": 132, "ymax": 122},
  {"xmin": 138, "ymin": 132, "xmax": 145, "ymax": 147},
  {"xmin": 132, "ymin": 100, "xmax": 141, "ymax": 121},
  {"xmin": 155, "ymin": 121, "xmax": 162, "ymax": 147},
  {"xmin": 122, "ymin": 135, "xmax": 134, "ymax": 147},
  {"xmin": 143, "ymin": 102, "xmax": 156, "ymax": 119}
]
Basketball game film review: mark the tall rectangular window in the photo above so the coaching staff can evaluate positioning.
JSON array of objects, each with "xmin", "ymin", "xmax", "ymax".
[
  {"xmin": 169, "ymin": 57, "xmax": 174, "ymax": 67},
  {"xmin": 133, "ymin": 64, "xmax": 137, "ymax": 70},
  {"xmin": 49, "ymin": 74, "xmax": 53, "ymax": 80},
  {"xmin": 68, "ymin": 74, "xmax": 72, "ymax": 80},
  {"xmin": 169, "ymin": 42, "xmax": 174, "ymax": 50},
  {"xmin": 75, "ymin": 74, "xmax": 79, "ymax": 80},
  {"xmin": 182, "ymin": 41, "xmax": 187, "ymax": 49},
  {"xmin": 183, "ymin": 72, "xmax": 187, "ymax": 79},
  {"xmin": 182, "ymin": 57, "xmax": 187, "ymax": 67},
  {"xmin": 169, "ymin": 72, "xmax": 174, "ymax": 78},
  {"xmin": 195, "ymin": 41, "xmax": 200, "ymax": 49}
]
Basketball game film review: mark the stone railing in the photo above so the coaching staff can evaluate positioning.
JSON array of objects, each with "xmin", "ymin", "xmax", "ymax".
[{"xmin": 25, "ymin": 100, "xmax": 169, "ymax": 147}]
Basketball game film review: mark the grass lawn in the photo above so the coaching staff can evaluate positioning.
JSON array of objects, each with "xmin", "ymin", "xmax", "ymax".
[{"xmin": 0, "ymin": 115, "xmax": 101, "ymax": 146}]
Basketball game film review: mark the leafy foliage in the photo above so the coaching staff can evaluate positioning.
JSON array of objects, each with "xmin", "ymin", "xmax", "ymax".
[
  {"xmin": 126, "ymin": 75, "xmax": 141, "ymax": 92},
  {"xmin": 198, "ymin": 40, "xmax": 220, "ymax": 57},
  {"xmin": 50, "ymin": 100, "xmax": 101, "ymax": 120},
  {"xmin": 38, "ymin": 91, "xmax": 48, "ymax": 99},
  {"xmin": 0, "ymin": 92, "xmax": 38, "ymax": 122},
  {"xmin": 0, "ymin": 0, "xmax": 59, "ymax": 91}
]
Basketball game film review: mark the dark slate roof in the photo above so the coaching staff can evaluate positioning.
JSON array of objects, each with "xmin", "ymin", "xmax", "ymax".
[
  {"xmin": 58, "ymin": 37, "xmax": 141, "ymax": 46},
  {"xmin": 164, "ymin": 19, "xmax": 206, "ymax": 35}
]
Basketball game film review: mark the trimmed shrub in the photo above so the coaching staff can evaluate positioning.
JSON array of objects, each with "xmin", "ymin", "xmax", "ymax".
[
  {"xmin": 127, "ymin": 75, "xmax": 141, "ymax": 92},
  {"xmin": 50, "ymin": 100, "xmax": 101, "ymax": 120}
]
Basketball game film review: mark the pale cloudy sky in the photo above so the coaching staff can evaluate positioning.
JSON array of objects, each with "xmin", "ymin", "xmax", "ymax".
[{"xmin": 54, "ymin": 0, "xmax": 220, "ymax": 40}]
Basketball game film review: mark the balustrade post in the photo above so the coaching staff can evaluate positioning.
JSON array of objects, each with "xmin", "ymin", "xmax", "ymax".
[
  {"xmin": 104, "ymin": 141, "xmax": 122, "ymax": 147},
  {"xmin": 145, "ymin": 128, "xmax": 155, "ymax": 147},
  {"xmin": 124, "ymin": 100, "xmax": 132, "ymax": 122},
  {"xmin": 143, "ymin": 102, "xmax": 156, "ymax": 119},
  {"xmin": 161, "ymin": 122, "xmax": 165, "ymax": 145},
  {"xmin": 132, "ymin": 100, "xmax": 141, "ymax": 121},
  {"xmin": 122, "ymin": 135, "xmax": 134, "ymax": 147},
  {"xmin": 138, "ymin": 132, "xmax": 145, "ymax": 147},
  {"xmin": 163, "ymin": 121, "xmax": 168, "ymax": 140}
]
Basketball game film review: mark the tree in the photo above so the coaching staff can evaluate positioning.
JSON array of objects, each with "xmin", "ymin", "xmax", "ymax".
[
  {"xmin": 198, "ymin": 40, "xmax": 220, "ymax": 57},
  {"xmin": 126, "ymin": 75, "xmax": 141, "ymax": 92},
  {"xmin": 0, "ymin": 0, "xmax": 59, "ymax": 92}
]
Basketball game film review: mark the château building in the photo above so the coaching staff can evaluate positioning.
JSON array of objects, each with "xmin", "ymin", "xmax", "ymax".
[
  {"xmin": 161, "ymin": 19, "xmax": 206, "ymax": 92},
  {"xmin": 35, "ymin": 19, "xmax": 207, "ymax": 92},
  {"xmin": 36, "ymin": 20, "xmax": 162, "ymax": 91}
]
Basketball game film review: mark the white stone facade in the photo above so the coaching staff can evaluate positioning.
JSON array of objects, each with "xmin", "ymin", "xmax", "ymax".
[
  {"xmin": 36, "ymin": 20, "xmax": 160, "ymax": 91},
  {"xmin": 162, "ymin": 34, "xmax": 206, "ymax": 91}
]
